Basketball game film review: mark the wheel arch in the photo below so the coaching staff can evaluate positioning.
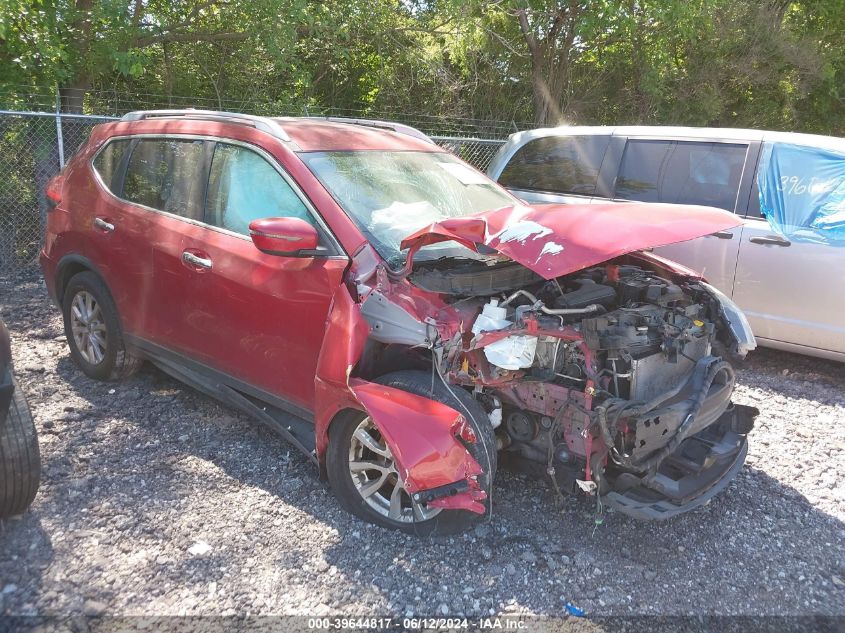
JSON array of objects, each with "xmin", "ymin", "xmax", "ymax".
[
  {"xmin": 55, "ymin": 254, "xmax": 108, "ymax": 305},
  {"xmin": 318, "ymin": 406, "xmax": 365, "ymax": 480},
  {"xmin": 353, "ymin": 340, "xmax": 434, "ymax": 382}
]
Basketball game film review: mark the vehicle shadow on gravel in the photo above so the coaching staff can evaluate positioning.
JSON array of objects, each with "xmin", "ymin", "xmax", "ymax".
[
  {"xmin": 43, "ymin": 350, "xmax": 845, "ymax": 616},
  {"xmin": 0, "ymin": 512, "xmax": 54, "ymax": 613},
  {"xmin": 738, "ymin": 347, "xmax": 845, "ymax": 394}
]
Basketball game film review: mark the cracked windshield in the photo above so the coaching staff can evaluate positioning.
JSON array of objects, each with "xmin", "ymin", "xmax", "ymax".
[{"xmin": 302, "ymin": 151, "xmax": 517, "ymax": 267}]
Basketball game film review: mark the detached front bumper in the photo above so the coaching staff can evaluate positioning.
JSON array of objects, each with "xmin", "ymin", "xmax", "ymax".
[{"xmin": 602, "ymin": 403, "xmax": 758, "ymax": 520}]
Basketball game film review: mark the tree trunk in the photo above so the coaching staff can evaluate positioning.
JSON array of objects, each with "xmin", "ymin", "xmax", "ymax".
[
  {"xmin": 58, "ymin": 0, "xmax": 95, "ymax": 114},
  {"xmin": 517, "ymin": 8, "xmax": 569, "ymax": 127},
  {"xmin": 58, "ymin": 84, "xmax": 87, "ymax": 114},
  {"xmin": 531, "ymin": 65, "xmax": 551, "ymax": 126}
]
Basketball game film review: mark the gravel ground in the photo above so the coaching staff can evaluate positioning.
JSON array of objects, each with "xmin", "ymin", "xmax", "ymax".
[{"xmin": 0, "ymin": 273, "xmax": 843, "ymax": 619}]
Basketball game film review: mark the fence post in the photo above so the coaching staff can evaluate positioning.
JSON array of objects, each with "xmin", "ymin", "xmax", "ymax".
[{"xmin": 55, "ymin": 91, "xmax": 65, "ymax": 168}]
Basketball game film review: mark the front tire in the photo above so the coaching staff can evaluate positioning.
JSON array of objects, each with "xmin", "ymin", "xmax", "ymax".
[
  {"xmin": 62, "ymin": 271, "xmax": 142, "ymax": 381},
  {"xmin": 327, "ymin": 370, "xmax": 496, "ymax": 535},
  {"xmin": 0, "ymin": 378, "xmax": 41, "ymax": 518}
]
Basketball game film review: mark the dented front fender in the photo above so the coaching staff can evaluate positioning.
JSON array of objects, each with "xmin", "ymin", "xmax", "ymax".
[
  {"xmin": 314, "ymin": 283, "xmax": 486, "ymax": 514},
  {"xmin": 350, "ymin": 380, "xmax": 486, "ymax": 513},
  {"xmin": 314, "ymin": 284, "xmax": 370, "ymax": 459}
]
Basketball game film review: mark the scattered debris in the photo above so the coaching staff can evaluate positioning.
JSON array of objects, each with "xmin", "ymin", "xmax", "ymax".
[
  {"xmin": 564, "ymin": 601, "xmax": 585, "ymax": 617},
  {"xmin": 188, "ymin": 541, "xmax": 212, "ymax": 556}
]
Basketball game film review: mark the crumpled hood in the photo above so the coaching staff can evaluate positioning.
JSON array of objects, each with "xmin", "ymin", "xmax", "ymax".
[{"xmin": 400, "ymin": 203, "xmax": 742, "ymax": 280}]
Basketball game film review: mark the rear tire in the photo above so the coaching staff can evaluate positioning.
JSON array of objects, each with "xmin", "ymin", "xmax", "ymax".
[
  {"xmin": 327, "ymin": 370, "xmax": 496, "ymax": 535},
  {"xmin": 0, "ymin": 378, "xmax": 41, "ymax": 518},
  {"xmin": 62, "ymin": 272, "xmax": 142, "ymax": 381}
]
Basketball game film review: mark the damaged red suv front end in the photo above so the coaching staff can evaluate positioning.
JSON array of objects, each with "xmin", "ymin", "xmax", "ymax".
[
  {"xmin": 314, "ymin": 194, "xmax": 758, "ymax": 526},
  {"xmin": 43, "ymin": 115, "xmax": 757, "ymax": 533}
]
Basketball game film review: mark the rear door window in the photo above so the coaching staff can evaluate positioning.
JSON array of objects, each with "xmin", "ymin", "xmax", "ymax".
[
  {"xmin": 204, "ymin": 143, "xmax": 315, "ymax": 235},
  {"xmin": 122, "ymin": 139, "xmax": 207, "ymax": 220},
  {"xmin": 615, "ymin": 139, "xmax": 748, "ymax": 211},
  {"xmin": 498, "ymin": 135, "xmax": 611, "ymax": 196}
]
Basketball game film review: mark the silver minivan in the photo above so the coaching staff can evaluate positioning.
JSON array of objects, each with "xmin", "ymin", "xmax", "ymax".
[{"xmin": 488, "ymin": 126, "xmax": 845, "ymax": 362}]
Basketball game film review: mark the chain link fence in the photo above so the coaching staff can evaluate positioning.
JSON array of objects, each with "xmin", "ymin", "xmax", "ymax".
[
  {"xmin": 0, "ymin": 110, "xmax": 507, "ymax": 275},
  {"xmin": 432, "ymin": 136, "xmax": 507, "ymax": 172}
]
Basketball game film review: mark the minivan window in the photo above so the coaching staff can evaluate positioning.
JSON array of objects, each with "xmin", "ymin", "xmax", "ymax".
[
  {"xmin": 498, "ymin": 135, "xmax": 611, "ymax": 196},
  {"xmin": 205, "ymin": 143, "xmax": 314, "ymax": 235},
  {"xmin": 92, "ymin": 139, "xmax": 132, "ymax": 193},
  {"xmin": 615, "ymin": 140, "xmax": 747, "ymax": 211},
  {"xmin": 123, "ymin": 139, "xmax": 206, "ymax": 219}
]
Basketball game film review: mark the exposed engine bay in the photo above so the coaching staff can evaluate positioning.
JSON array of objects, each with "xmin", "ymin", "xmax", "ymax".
[{"xmin": 358, "ymin": 253, "xmax": 759, "ymax": 520}]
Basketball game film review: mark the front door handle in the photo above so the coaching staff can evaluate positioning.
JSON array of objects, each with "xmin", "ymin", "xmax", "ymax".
[
  {"xmin": 749, "ymin": 235, "xmax": 791, "ymax": 247},
  {"xmin": 182, "ymin": 251, "xmax": 213, "ymax": 270},
  {"xmin": 93, "ymin": 217, "xmax": 115, "ymax": 233},
  {"xmin": 708, "ymin": 231, "xmax": 734, "ymax": 239}
]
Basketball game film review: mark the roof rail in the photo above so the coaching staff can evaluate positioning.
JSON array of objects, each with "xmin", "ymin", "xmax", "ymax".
[
  {"xmin": 121, "ymin": 109, "xmax": 291, "ymax": 142},
  {"xmin": 305, "ymin": 116, "xmax": 434, "ymax": 145}
]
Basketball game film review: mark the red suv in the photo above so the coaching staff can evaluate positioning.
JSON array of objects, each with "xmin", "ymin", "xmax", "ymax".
[{"xmin": 41, "ymin": 110, "xmax": 758, "ymax": 534}]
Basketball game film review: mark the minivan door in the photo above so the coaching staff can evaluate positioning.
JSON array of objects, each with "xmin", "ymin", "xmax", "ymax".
[
  {"xmin": 732, "ymin": 148, "xmax": 845, "ymax": 355},
  {"xmin": 614, "ymin": 138, "xmax": 756, "ymax": 294}
]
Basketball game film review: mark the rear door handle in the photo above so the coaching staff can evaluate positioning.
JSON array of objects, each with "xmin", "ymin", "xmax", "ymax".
[
  {"xmin": 93, "ymin": 217, "xmax": 115, "ymax": 233},
  {"xmin": 749, "ymin": 235, "xmax": 791, "ymax": 247},
  {"xmin": 708, "ymin": 231, "xmax": 733, "ymax": 239},
  {"xmin": 182, "ymin": 251, "xmax": 213, "ymax": 270}
]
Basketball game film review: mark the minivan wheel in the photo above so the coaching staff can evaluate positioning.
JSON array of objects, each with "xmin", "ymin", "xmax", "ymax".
[
  {"xmin": 62, "ymin": 272, "xmax": 142, "ymax": 381},
  {"xmin": 326, "ymin": 370, "xmax": 496, "ymax": 536},
  {"xmin": 0, "ymin": 378, "xmax": 41, "ymax": 518}
]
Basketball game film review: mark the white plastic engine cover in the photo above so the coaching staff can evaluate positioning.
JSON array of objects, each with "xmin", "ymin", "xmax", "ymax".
[{"xmin": 483, "ymin": 335, "xmax": 538, "ymax": 370}]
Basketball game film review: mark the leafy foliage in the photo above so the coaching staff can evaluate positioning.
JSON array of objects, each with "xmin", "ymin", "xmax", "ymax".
[{"xmin": 0, "ymin": 0, "xmax": 842, "ymax": 133}]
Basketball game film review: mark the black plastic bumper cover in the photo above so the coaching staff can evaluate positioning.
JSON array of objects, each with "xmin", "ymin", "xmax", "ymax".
[{"xmin": 602, "ymin": 403, "xmax": 758, "ymax": 520}]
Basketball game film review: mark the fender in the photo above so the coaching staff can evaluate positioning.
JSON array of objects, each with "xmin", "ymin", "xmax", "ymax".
[
  {"xmin": 313, "ymin": 284, "xmax": 370, "ymax": 458},
  {"xmin": 350, "ymin": 379, "xmax": 486, "ymax": 514},
  {"xmin": 52, "ymin": 253, "xmax": 107, "ymax": 303},
  {"xmin": 313, "ymin": 284, "xmax": 486, "ymax": 514}
]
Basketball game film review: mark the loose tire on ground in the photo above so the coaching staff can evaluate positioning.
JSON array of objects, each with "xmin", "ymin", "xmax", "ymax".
[
  {"xmin": 0, "ymin": 378, "xmax": 41, "ymax": 518},
  {"xmin": 62, "ymin": 271, "xmax": 142, "ymax": 381},
  {"xmin": 327, "ymin": 369, "xmax": 496, "ymax": 535}
]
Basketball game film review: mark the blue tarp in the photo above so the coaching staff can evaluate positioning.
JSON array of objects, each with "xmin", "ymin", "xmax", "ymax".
[{"xmin": 758, "ymin": 142, "xmax": 845, "ymax": 244}]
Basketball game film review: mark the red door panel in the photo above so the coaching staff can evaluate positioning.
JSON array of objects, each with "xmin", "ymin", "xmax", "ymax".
[{"xmin": 152, "ymin": 219, "xmax": 347, "ymax": 411}]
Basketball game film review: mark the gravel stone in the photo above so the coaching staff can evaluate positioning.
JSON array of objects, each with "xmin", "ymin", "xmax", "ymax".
[
  {"xmin": 82, "ymin": 600, "xmax": 107, "ymax": 616},
  {"xmin": 0, "ymin": 274, "xmax": 843, "ymax": 617}
]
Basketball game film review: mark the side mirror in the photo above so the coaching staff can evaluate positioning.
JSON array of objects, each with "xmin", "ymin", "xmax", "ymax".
[{"xmin": 248, "ymin": 217, "xmax": 320, "ymax": 256}]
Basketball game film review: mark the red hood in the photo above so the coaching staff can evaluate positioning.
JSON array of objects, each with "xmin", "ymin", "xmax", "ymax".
[{"xmin": 400, "ymin": 203, "xmax": 742, "ymax": 280}]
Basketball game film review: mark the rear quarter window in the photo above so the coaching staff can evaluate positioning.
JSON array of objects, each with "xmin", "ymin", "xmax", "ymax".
[
  {"xmin": 498, "ymin": 135, "xmax": 611, "ymax": 196},
  {"xmin": 92, "ymin": 139, "xmax": 132, "ymax": 193}
]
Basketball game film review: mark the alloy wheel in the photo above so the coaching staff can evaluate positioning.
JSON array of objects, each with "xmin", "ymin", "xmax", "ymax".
[
  {"xmin": 70, "ymin": 290, "xmax": 107, "ymax": 365},
  {"xmin": 348, "ymin": 417, "xmax": 440, "ymax": 523}
]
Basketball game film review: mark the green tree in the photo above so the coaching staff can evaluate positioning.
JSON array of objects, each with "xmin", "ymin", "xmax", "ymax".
[
  {"xmin": 0, "ymin": 0, "xmax": 843, "ymax": 133},
  {"xmin": 0, "ymin": 0, "xmax": 306, "ymax": 111}
]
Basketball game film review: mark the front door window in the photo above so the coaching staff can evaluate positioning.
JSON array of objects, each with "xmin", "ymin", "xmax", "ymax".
[{"xmin": 205, "ymin": 143, "xmax": 316, "ymax": 235}]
